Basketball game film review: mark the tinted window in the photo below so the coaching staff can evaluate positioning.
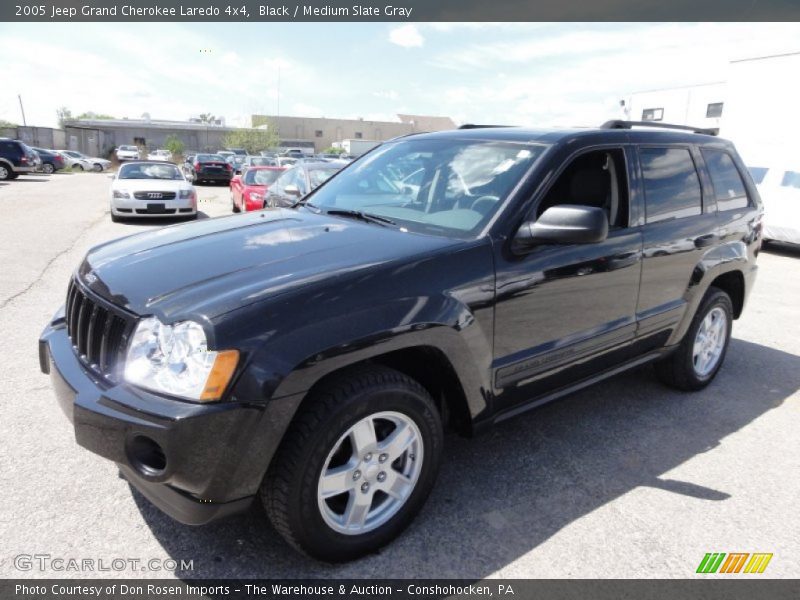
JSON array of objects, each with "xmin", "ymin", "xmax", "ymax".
[
  {"xmin": 0, "ymin": 141, "xmax": 20, "ymax": 155},
  {"xmin": 702, "ymin": 149, "xmax": 749, "ymax": 211},
  {"xmin": 642, "ymin": 108, "xmax": 664, "ymax": 122},
  {"xmin": 640, "ymin": 147, "xmax": 702, "ymax": 224},
  {"xmin": 748, "ymin": 167, "xmax": 768, "ymax": 184},
  {"xmin": 706, "ymin": 103, "xmax": 724, "ymax": 118}
]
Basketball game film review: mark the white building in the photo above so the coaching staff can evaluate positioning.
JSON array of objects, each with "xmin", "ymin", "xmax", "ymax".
[{"xmin": 622, "ymin": 82, "xmax": 726, "ymax": 133}]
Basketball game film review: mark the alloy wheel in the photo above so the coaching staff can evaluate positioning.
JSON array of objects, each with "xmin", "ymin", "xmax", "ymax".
[
  {"xmin": 317, "ymin": 411, "xmax": 423, "ymax": 535},
  {"xmin": 692, "ymin": 306, "xmax": 727, "ymax": 377}
]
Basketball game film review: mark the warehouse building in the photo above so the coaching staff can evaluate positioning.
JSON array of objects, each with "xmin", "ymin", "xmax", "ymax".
[{"xmin": 251, "ymin": 113, "xmax": 457, "ymax": 153}]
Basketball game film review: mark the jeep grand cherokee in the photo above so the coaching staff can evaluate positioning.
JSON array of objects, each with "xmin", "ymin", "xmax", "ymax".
[{"xmin": 40, "ymin": 122, "xmax": 762, "ymax": 561}]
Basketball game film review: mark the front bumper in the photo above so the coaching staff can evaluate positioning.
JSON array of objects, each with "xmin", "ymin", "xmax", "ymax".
[
  {"xmin": 111, "ymin": 196, "xmax": 197, "ymax": 217},
  {"xmin": 39, "ymin": 313, "xmax": 257, "ymax": 525}
]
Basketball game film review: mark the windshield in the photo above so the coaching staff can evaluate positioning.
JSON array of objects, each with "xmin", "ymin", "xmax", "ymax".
[
  {"xmin": 118, "ymin": 163, "xmax": 183, "ymax": 180},
  {"xmin": 244, "ymin": 169, "xmax": 282, "ymax": 185},
  {"xmin": 306, "ymin": 138, "xmax": 545, "ymax": 237},
  {"xmin": 120, "ymin": 145, "xmax": 137, "ymax": 151},
  {"xmin": 196, "ymin": 154, "xmax": 224, "ymax": 162}
]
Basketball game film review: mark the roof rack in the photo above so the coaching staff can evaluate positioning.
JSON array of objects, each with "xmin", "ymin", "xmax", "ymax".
[
  {"xmin": 600, "ymin": 120, "xmax": 717, "ymax": 136},
  {"xmin": 458, "ymin": 124, "xmax": 514, "ymax": 129}
]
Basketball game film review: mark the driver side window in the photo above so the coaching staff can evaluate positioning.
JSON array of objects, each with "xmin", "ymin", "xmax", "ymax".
[{"xmin": 536, "ymin": 149, "xmax": 629, "ymax": 229}]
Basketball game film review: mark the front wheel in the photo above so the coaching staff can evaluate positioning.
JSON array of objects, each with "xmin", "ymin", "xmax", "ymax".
[
  {"xmin": 655, "ymin": 287, "xmax": 733, "ymax": 391},
  {"xmin": 261, "ymin": 365, "xmax": 443, "ymax": 562},
  {"xmin": 74, "ymin": 163, "xmax": 85, "ymax": 172},
  {"xmin": 42, "ymin": 162, "xmax": 55, "ymax": 174},
  {"xmin": 92, "ymin": 163, "xmax": 102, "ymax": 172}
]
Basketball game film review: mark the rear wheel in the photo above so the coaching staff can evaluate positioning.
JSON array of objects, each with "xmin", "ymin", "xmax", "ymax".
[
  {"xmin": 0, "ymin": 165, "xmax": 11, "ymax": 180},
  {"xmin": 74, "ymin": 163, "xmax": 85, "ymax": 172},
  {"xmin": 261, "ymin": 365, "xmax": 443, "ymax": 562},
  {"xmin": 92, "ymin": 163, "xmax": 102, "ymax": 172},
  {"xmin": 42, "ymin": 162, "xmax": 55, "ymax": 174},
  {"xmin": 655, "ymin": 287, "xmax": 733, "ymax": 391}
]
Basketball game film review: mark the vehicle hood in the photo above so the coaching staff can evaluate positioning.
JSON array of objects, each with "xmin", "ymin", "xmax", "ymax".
[
  {"xmin": 111, "ymin": 179, "xmax": 190, "ymax": 192},
  {"xmin": 79, "ymin": 209, "xmax": 458, "ymax": 320}
]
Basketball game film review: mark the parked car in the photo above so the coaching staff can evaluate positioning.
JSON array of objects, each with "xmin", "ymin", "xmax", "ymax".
[
  {"xmin": 108, "ymin": 161, "xmax": 197, "ymax": 222},
  {"xmin": 0, "ymin": 138, "xmax": 37, "ymax": 180},
  {"xmin": 264, "ymin": 162, "xmax": 344, "ymax": 208},
  {"xmin": 217, "ymin": 150, "xmax": 235, "ymax": 160},
  {"xmin": 243, "ymin": 155, "xmax": 277, "ymax": 168},
  {"xmin": 276, "ymin": 157, "xmax": 298, "ymax": 168},
  {"xmin": 226, "ymin": 154, "xmax": 247, "ymax": 175},
  {"xmin": 40, "ymin": 122, "xmax": 762, "ymax": 562},
  {"xmin": 227, "ymin": 148, "xmax": 247, "ymax": 156},
  {"xmin": 747, "ymin": 163, "xmax": 800, "ymax": 245},
  {"xmin": 60, "ymin": 150, "xmax": 111, "ymax": 172},
  {"xmin": 230, "ymin": 166, "xmax": 286, "ymax": 212},
  {"xmin": 147, "ymin": 149, "xmax": 173, "ymax": 162},
  {"xmin": 186, "ymin": 153, "xmax": 232, "ymax": 185},
  {"xmin": 32, "ymin": 147, "xmax": 66, "ymax": 174},
  {"xmin": 116, "ymin": 145, "xmax": 141, "ymax": 161}
]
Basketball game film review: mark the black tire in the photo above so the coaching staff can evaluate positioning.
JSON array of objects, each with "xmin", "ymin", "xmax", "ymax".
[
  {"xmin": 92, "ymin": 163, "xmax": 102, "ymax": 172},
  {"xmin": 110, "ymin": 212, "xmax": 123, "ymax": 223},
  {"xmin": 42, "ymin": 162, "xmax": 55, "ymax": 174},
  {"xmin": 8, "ymin": 171, "xmax": 19, "ymax": 180},
  {"xmin": 261, "ymin": 365, "xmax": 443, "ymax": 562},
  {"xmin": 232, "ymin": 193, "xmax": 240, "ymax": 213},
  {"xmin": 0, "ymin": 164, "xmax": 10, "ymax": 180},
  {"xmin": 654, "ymin": 287, "xmax": 733, "ymax": 391},
  {"xmin": 74, "ymin": 163, "xmax": 85, "ymax": 172}
]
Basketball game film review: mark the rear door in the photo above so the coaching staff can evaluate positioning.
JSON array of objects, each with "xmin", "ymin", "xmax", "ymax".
[{"xmin": 635, "ymin": 145, "xmax": 718, "ymax": 345}]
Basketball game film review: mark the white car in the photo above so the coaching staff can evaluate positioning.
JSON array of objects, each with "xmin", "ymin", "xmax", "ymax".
[
  {"xmin": 749, "ymin": 164, "xmax": 800, "ymax": 245},
  {"xmin": 116, "ymin": 145, "xmax": 141, "ymax": 161},
  {"xmin": 61, "ymin": 150, "xmax": 111, "ymax": 172},
  {"xmin": 110, "ymin": 161, "xmax": 197, "ymax": 222},
  {"xmin": 147, "ymin": 149, "xmax": 173, "ymax": 162}
]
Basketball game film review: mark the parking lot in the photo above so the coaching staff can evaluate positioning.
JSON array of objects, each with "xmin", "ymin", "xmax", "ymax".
[{"xmin": 0, "ymin": 170, "xmax": 798, "ymax": 579}]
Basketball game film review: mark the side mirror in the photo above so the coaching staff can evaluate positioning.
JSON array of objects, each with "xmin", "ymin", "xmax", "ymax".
[
  {"xmin": 514, "ymin": 205, "xmax": 608, "ymax": 248},
  {"xmin": 284, "ymin": 184, "xmax": 301, "ymax": 197}
]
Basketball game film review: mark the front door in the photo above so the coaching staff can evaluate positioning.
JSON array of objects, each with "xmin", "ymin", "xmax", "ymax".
[{"xmin": 492, "ymin": 146, "xmax": 643, "ymax": 413}]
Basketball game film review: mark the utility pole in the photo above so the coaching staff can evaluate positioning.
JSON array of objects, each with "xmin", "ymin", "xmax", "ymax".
[{"xmin": 18, "ymin": 94, "xmax": 27, "ymax": 126}]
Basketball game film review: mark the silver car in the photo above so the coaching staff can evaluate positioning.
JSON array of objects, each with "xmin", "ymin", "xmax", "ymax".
[{"xmin": 110, "ymin": 161, "xmax": 197, "ymax": 222}]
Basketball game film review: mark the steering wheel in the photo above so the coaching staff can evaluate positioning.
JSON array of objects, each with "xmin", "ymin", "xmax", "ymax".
[{"xmin": 470, "ymin": 195, "xmax": 500, "ymax": 214}]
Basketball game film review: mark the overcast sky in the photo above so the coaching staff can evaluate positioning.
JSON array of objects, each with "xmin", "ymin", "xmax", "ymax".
[{"xmin": 3, "ymin": 22, "xmax": 800, "ymax": 129}]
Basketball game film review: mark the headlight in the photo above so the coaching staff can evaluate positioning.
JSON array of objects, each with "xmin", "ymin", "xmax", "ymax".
[
  {"xmin": 179, "ymin": 189, "xmax": 195, "ymax": 199},
  {"xmin": 124, "ymin": 317, "xmax": 239, "ymax": 402},
  {"xmin": 113, "ymin": 190, "xmax": 130, "ymax": 198}
]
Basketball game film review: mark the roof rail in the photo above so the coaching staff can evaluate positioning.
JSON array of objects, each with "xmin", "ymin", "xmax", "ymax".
[
  {"xmin": 458, "ymin": 124, "xmax": 514, "ymax": 129},
  {"xmin": 601, "ymin": 120, "xmax": 717, "ymax": 136}
]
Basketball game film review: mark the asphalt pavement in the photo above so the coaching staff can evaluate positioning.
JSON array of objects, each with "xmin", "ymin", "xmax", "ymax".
[{"xmin": 0, "ymin": 171, "xmax": 797, "ymax": 579}]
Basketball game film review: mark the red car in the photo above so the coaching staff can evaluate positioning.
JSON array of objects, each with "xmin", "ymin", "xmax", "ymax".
[{"xmin": 230, "ymin": 166, "xmax": 286, "ymax": 212}]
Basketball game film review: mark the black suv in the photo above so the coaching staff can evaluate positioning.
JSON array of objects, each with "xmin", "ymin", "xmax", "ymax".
[
  {"xmin": 0, "ymin": 138, "xmax": 37, "ymax": 180},
  {"xmin": 39, "ymin": 122, "xmax": 762, "ymax": 561}
]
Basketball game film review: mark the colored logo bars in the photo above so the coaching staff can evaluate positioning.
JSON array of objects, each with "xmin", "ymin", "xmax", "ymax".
[{"xmin": 697, "ymin": 553, "xmax": 773, "ymax": 574}]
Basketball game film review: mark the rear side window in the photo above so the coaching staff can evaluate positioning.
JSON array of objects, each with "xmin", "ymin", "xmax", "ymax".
[
  {"xmin": 781, "ymin": 171, "xmax": 800, "ymax": 189},
  {"xmin": 640, "ymin": 147, "xmax": 702, "ymax": 224},
  {"xmin": 0, "ymin": 141, "xmax": 21, "ymax": 156},
  {"xmin": 702, "ymin": 149, "xmax": 749, "ymax": 211}
]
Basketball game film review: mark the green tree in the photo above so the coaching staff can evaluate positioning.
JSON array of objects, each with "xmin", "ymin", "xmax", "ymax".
[
  {"xmin": 76, "ymin": 112, "xmax": 115, "ymax": 120},
  {"xmin": 222, "ymin": 128, "xmax": 280, "ymax": 155},
  {"xmin": 0, "ymin": 119, "xmax": 18, "ymax": 128},
  {"xmin": 199, "ymin": 113, "xmax": 216, "ymax": 123},
  {"xmin": 322, "ymin": 146, "xmax": 345, "ymax": 155},
  {"xmin": 163, "ymin": 134, "xmax": 185, "ymax": 157},
  {"xmin": 56, "ymin": 106, "xmax": 72, "ymax": 128}
]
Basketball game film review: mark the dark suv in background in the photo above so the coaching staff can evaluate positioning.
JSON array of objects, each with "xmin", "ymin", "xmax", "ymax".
[
  {"xmin": 40, "ymin": 121, "xmax": 762, "ymax": 562},
  {"xmin": 0, "ymin": 138, "xmax": 38, "ymax": 180}
]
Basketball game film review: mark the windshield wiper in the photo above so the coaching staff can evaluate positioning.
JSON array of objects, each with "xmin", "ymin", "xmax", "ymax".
[{"xmin": 325, "ymin": 209, "xmax": 398, "ymax": 227}]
